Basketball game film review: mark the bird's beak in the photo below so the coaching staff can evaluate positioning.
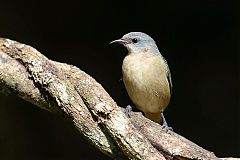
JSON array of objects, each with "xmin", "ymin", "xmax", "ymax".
[{"xmin": 110, "ymin": 39, "xmax": 128, "ymax": 45}]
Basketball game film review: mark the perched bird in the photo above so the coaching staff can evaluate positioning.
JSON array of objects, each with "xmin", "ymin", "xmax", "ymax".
[{"xmin": 110, "ymin": 32, "xmax": 172, "ymax": 125}]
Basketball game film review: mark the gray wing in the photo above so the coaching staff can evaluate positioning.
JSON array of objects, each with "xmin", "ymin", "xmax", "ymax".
[
  {"xmin": 167, "ymin": 69, "xmax": 173, "ymax": 96},
  {"xmin": 161, "ymin": 55, "xmax": 173, "ymax": 95}
]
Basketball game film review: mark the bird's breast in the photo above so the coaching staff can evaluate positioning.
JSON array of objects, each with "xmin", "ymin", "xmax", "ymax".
[{"xmin": 122, "ymin": 53, "xmax": 170, "ymax": 113}]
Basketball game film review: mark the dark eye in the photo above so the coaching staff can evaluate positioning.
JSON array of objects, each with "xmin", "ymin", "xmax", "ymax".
[{"xmin": 132, "ymin": 38, "xmax": 138, "ymax": 43}]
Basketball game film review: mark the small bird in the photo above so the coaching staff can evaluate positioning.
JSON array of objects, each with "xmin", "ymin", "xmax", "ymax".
[{"xmin": 110, "ymin": 32, "xmax": 172, "ymax": 126}]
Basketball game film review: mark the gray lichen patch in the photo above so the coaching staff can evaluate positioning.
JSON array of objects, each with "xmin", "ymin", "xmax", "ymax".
[
  {"xmin": 3, "ymin": 39, "xmax": 15, "ymax": 48},
  {"xmin": 53, "ymin": 82, "xmax": 69, "ymax": 105},
  {"xmin": 0, "ymin": 51, "xmax": 11, "ymax": 63}
]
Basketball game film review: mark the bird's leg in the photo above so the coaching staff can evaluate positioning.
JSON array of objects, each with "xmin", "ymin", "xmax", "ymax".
[
  {"xmin": 161, "ymin": 112, "xmax": 173, "ymax": 130},
  {"xmin": 124, "ymin": 105, "xmax": 132, "ymax": 118}
]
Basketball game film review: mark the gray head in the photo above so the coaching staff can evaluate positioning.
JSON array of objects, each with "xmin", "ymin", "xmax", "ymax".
[{"xmin": 110, "ymin": 32, "xmax": 160, "ymax": 54}]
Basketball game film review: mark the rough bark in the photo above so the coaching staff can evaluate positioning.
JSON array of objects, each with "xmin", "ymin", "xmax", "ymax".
[{"xmin": 0, "ymin": 38, "xmax": 238, "ymax": 160}]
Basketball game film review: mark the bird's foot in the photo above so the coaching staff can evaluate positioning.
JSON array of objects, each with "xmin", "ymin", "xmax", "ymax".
[
  {"xmin": 123, "ymin": 105, "xmax": 132, "ymax": 118},
  {"xmin": 161, "ymin": 112, "xmax": 173, "ymax": 131}
]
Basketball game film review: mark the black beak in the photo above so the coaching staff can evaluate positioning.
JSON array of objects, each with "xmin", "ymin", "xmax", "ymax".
[{"xmin": 110, "ymin": 39, "xmax": 128, "ymax": 44}]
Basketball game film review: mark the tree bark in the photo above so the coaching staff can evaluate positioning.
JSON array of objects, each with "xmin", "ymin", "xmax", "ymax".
[{"xmin": 0, "ymin": 38, "xmax": 238, "ymax": 160}]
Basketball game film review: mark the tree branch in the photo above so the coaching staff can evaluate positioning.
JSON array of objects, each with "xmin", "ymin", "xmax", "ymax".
[{"xmin": 0, "ymin": 38, "xmax": 238, "ymax": 160}]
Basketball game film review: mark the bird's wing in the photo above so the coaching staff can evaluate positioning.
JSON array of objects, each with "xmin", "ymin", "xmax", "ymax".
[
  {"xmin": 162, "ymin": 55, "xmax": 173, "ymax": 96},
  {"xmin": 167, "ymin": 69, "xmax": 173, "ymax": 96}
]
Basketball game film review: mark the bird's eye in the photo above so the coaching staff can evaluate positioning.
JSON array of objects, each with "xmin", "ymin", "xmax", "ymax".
[{"xmin": 132, "ymin": 38, "xmax": 138, "ymax": 43}]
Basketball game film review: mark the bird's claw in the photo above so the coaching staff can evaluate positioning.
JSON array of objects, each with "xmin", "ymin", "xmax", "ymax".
[
  {"xmin": 124, "ymin": 105, "xmax": 132, "ymax": 118},
  {"xmin": 161, "ymin": 112, "xmax": 173, "ymax": 131}
]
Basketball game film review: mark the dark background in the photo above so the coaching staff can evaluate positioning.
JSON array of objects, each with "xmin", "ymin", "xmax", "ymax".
[{"xmin": 0, "ymin": 0, "xmax": 239, "ymax": 159}]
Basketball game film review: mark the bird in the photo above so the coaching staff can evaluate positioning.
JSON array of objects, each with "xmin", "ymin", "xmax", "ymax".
[{"xmin": 110, "ymin": 32, "xmax": 172, "ymax": 126}]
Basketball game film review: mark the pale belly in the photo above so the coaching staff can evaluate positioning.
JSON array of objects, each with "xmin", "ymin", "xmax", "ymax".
[{"xmin": 122, "ymin": 54, "xmax": 170, "ymax": 113}]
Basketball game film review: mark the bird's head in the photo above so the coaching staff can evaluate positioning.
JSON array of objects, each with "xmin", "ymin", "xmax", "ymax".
[{"xmin": 110, "ymin": 32, "xmax": 159, "ymax": 55}]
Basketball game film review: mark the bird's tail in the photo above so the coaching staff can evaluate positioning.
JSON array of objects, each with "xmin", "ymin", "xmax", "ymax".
[{"xmin": 144, "ymin": 112, "xmax": 161, "ymax": 124}]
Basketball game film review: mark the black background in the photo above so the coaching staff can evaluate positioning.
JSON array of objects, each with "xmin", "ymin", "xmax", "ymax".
[{"xmin": 0, "ymin": 0, "xmax": 239, "ymax": 159}]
